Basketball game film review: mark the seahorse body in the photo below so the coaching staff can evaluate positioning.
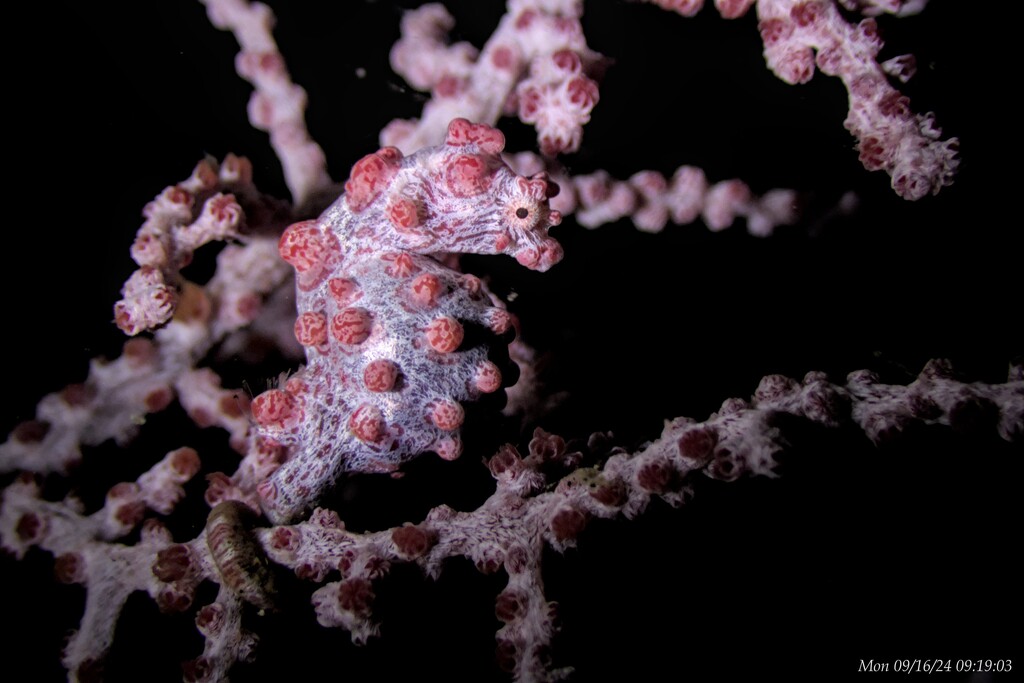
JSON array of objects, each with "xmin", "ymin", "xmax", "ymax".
[{"xmin": 251, "ymin": 119, "xmax": 562, "ymax": 523}]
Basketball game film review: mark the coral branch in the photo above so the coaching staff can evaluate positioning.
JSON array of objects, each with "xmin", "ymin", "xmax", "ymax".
[
  {"xmin": 383, "ymin": 1, "xmax": 604, "ymax": 156},
  {"xmin": 254, "ymin": 361, "xmax": 1022, "ymax": 680},
  {"xmin": 507, "ymin": 152, "xmax": 799, "ymax": 235},
  {"xmin": 0, "ymin": 449, "xmax": 203, "ymax": 681},
  {"xmin": 755, "ymin": 0, "xmax": 957, "ymax": 198},
  {"xmin": 200, "ymin": 0, "xmax": 333, "ymax": 207},
  {"xmin": 642, "ymin": 0, "xmax": 957, "ymax": 198}
]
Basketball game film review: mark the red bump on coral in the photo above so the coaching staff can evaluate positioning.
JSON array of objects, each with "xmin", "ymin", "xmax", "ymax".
[
  {"xmin": 474, "ymin": 361, "xmax": 503, "ymax": 393},
  {"xmin": 410, "ymin": 273, "xmax": 442, "ymax": 307},
  {"xmin": 349, "ymin": 404, "xmax": 386, "ymax": 443},
  {"xmin": 391, "ymin": 524, "xmax": 435, "ymax": 558},
  {"xmin": 425, "ymin": 316, "xmax": 464, "ymax": 353},
  {"xmin": 251, "ymin": 389, "xmax": 302, "ymax": 429},
  {"xmin": 363, "ymin": 359, "xmax": 400, "ymax": 392},
  {"xmin": 331, "ymin": 308, "xmax": 373, "ymax": 345},
  {"xmin": 294, "ymin": 311, "xmax": 328, "ymax": 346},
  {"xmin": 345, "ymin": 148, "xmax": 403, "ymax": 212},
  {"xmin": 429, "ymin": 399, "xmax": 465, "ymax": 431},
  {"xmin": 445, "ymin": 117, "xmax": 506, "ymax": 154},
  {"xmin": 328, "ymin": 277, "xmax": 361, "ymax": 305},
  {"xmin": 386, "ymin": 196, "xmax": 421, "ymax": 231},
  {"xmin": 445, "ymin": 154, "xmax": 495, "ymax": 197}
]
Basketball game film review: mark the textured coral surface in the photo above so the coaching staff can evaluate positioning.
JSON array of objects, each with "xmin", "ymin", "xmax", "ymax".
[{"xmin": 3, "ymin": 2, "xmax": 1020, "ymax": 682}]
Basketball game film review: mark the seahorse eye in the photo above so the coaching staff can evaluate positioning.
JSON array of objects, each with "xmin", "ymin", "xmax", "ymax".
[{"xmin": 504, "ymin": 198, "xmax": 543, "ymax": 232}]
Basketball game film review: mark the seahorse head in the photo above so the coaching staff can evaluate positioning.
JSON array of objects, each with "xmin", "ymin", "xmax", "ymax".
[{"xmin": 332, "ymin": 118, "xmax": 563, "ymax": 271}]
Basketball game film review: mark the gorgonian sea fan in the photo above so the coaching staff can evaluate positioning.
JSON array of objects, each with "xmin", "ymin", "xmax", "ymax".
[{"xmin": 1, "ymin": 2, "xmax": 1019, "ymax": 682}]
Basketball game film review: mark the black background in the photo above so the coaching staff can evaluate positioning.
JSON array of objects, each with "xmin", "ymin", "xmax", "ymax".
[{"xmin": 2, "ymin": 2, "xmax": 1020, "ymax": 681}]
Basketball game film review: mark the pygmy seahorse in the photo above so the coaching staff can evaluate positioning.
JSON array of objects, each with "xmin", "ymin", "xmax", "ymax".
[{"xmin": 251, "ymin": 119, "xmax": 563, "ymax": 523}]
